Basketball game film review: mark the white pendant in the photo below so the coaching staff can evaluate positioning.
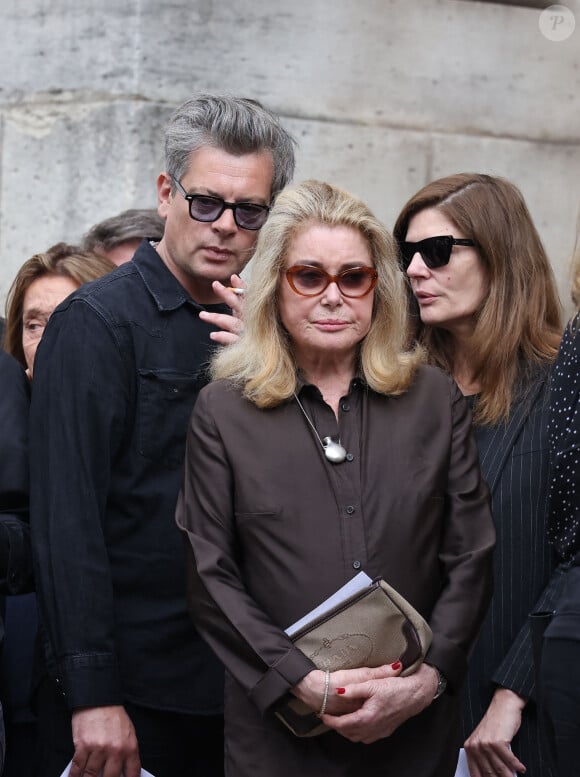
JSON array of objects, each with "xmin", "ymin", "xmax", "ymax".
[{"xmin": 322, "ymin": 437, "xmax": 347, "ymax": 464}]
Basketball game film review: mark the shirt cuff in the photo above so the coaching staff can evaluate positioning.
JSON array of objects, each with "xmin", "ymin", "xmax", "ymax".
[
  {"xmin": 57, "ymin": 653, "xmax": 124, "ymax": 710},
  {"xmin": 248, "ymin": 646, "xmax": 316, "ymax": 713}
]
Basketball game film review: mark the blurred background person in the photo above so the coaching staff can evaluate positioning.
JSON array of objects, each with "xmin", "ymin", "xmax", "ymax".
[
  {"xmin": 177, "ymin": 179, "xmax": 495, "ymax": 777},
  {"xmin": 0, "ymin": 350, "xmax": 32, "ymax": 775},
  {"xmin": 4, "ymin": 242, "xmax": 114, "ymax": 377},
  {"xmin": 393, "ymin": 173, "xmax": 562, "ymax": 777},
  {"xmin": 1, "ymin": 242, "xmax": 113, "ymax": 776},
  {"xmin": 539, "ymin": 237, "xmax": 580, "ymax": 777},
  {"xmin": 82, "ymin": 208, "xmax": 165, "ymax": 266}
]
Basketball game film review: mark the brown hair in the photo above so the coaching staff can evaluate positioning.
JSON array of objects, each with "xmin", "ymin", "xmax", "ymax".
[
  {"xmin": 4, "ymin": 242, "xmax": 115, "ymax": 367},
  {"xmin": 393, "ymin": 173, "xmax": 562, "ymax": 425}
]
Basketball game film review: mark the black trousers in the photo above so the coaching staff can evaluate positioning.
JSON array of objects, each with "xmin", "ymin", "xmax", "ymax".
[
  {"xmin": 540, "ymin": 638, "xmax": 580, "ymax": 777},
  {"xmin": 36, "ymin": 677, "xmax": 224, "ymax": 777},
  {"xmin": 3, "ymin": 720, "xmax": 39, "ymax": 777}
]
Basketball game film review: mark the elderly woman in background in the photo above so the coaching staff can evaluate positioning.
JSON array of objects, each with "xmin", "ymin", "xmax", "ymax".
[
  {"xmin": 1, "ymin": 242, "xmax": 113, "ymax": 777},
  {"xmin": 176, "ymin": 179, "xmax": 495, "ymax": 777},
  {"xmin": 393, "ymin": 173, "xmax": 562, "ymax": 777},
  {"xmin": 539, "ymin": 241, "xmax": 580, "ymax": 777},
  {"xmin": 4, "ymin": 242, "xmax": 114, "ymax": 377}
]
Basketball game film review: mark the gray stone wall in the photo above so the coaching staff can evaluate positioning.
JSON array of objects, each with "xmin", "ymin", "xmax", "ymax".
[{"xmin": 1, "ymin": 0, "xmax": 579, "ymax": 314}]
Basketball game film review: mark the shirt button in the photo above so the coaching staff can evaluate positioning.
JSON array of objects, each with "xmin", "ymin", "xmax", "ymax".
[
  {"xmin": 346, "ymin": 505, "xmax": 356, "ymax": 515},
  {"xmin": 352, "ymin": 560, "xmax": 361, "ymax": 570},
  {"xmin": 341, "ymin": 402, "xmax": 350, "ymax": 412},
  {"xmin": 346, "ymin": 453, "xmax": 354, "ymax": 462}
]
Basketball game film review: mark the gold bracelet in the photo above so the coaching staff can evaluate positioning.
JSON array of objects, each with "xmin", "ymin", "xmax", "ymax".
[{"xmin": 319, "ymin": 670, "xmax": 330, "ymax": 716}]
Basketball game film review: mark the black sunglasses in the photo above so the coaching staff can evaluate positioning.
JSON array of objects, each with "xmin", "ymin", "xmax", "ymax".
[
  {"xmin": 399, "ymin": 236, "xmax": 476, "ymax": 270},
  {"xmin": 173, "ymin": 178, "xmax": 270, "ymax": 230}
]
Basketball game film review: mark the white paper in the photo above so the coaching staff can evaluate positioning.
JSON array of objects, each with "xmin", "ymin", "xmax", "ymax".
[
  {"xmin": 59, "ymin": 763, "xmax": 155, "ymax": 777},
  {"xmin": 285, "ymin": 570, "xmax": 373, "ymax": 638},
  {"xmin": 455, "ymin": 748, "xmax": 516, "ymax": 777},
  {"xmin": 454, "ymin": 750, "xmax": 470, "ymax": 777}
]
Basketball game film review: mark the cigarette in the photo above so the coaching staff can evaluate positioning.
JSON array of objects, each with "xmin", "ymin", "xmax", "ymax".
[{"xmin": 226, "ymin": 287, "xmax": 246, "ymax": 295}]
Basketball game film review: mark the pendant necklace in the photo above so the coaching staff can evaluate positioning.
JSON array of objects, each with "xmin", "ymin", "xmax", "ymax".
[{"xmin": 293, "ymin": 392, "xmax": 347, "ymax": 464}]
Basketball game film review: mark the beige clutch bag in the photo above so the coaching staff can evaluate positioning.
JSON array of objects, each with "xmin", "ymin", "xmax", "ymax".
[{"xmin": 274, "ymin": 578, "xmax": 432, "ymax": 737}]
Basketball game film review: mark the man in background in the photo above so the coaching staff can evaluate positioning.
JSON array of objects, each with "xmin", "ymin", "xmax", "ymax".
[{"xmin": 82, "ymin": 208, "xmax": 165, "ymax": 266}]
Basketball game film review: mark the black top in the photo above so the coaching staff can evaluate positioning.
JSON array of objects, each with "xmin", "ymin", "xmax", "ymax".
[
  {"xmin": 462, "ymin": 368, "xmax": 555, "ymax": 776},
  {"xmin": 30, "ymin": 240, "xmax": 225, "ymax": 713},
  {"xmin": 0, "ymin": 351, "xmax": 32, "ymax": 597},
  {"xmin": 547, "ymin": 313, "xmax": 580, "ymax": 561}
]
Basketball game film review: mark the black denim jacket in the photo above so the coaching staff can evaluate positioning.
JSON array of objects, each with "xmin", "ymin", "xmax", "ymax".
[{"xmin": 30, "ymin": 241, "xmax": 225, "ymax": 713}]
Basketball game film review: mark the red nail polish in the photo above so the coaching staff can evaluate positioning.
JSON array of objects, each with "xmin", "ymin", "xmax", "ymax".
[
  {"xmin": 391, "ymin": 661, "xmax": 402, "ymax": 671},
  {"xmin": 336, "ymin": 687, "xmax": 346, "ymax": 695}
]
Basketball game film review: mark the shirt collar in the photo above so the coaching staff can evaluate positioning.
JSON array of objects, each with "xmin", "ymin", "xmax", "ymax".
[
  {"xmin": 295, "ymin": 370, "xmax": 366, "ymax": 396},
  {"xmin": 132, "ymin": 239, "xmax": 211, "ymax": 313}
]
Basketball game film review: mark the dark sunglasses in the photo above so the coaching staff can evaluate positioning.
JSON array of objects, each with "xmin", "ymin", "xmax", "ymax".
[
  {"xmin": 285, "ymin": 265, "xmax": 378, "ymax": 298},
  {"xmin": 173, "ymin": 178, "xmax": 270, "ymax": 230},
  {"xmin": 399, "ymin": 236, "xmax": 476, "ymax": 270}
]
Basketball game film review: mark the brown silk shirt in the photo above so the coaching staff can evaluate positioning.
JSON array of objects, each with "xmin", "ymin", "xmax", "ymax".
[{"xmin": 176, "ymin": 364, "xmax": 496, "ymax": 776}]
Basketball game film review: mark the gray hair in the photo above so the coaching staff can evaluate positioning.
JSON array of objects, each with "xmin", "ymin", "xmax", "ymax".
[
  {"xmin": 164, "ymin": 94, "xmax": 296, "ymax": 199},
  {"xmin": 83, "ymin": 208, "xmax": 165, "ymax": 251}
]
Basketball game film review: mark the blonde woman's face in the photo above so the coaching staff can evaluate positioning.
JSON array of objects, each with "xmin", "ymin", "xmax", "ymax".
[
  {"xmin": 405, "ymin": 207, "xmax": 489, "ymax": 338},
  {"xmin": 22, "ymin": 274, "xmax": 79, "ymax": 377},
  {"xmin": 279, "ymin": 223, "xmax": 374, "ymax": 369}
]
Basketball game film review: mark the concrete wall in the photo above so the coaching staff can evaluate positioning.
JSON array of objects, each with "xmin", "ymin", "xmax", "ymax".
[{"xmin": 1, "ymin": 0, "xmax": 579, "ymax": 314}]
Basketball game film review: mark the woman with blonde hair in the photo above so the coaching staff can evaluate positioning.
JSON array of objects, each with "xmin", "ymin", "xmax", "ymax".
[
  {"xmin": 393, "ymin": 172, "xmax": 562, "ymax": 776},
  {"xmin": 177, "ymin": 179, "xmax": 495, "ymax": 777},
  {"xmin": 4, "ymin": 242, "xmax": 114, "ymax": 376}
]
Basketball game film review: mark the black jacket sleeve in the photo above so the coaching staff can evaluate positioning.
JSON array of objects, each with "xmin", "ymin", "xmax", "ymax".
[{"xmin": 0, "ymin": 351, "xmax": 32, "ymax": 594}]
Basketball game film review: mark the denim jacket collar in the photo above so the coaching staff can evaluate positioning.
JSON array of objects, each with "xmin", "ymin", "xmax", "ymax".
[{"xmin": 133, "ymin": 240, "xmax": 203, "ymax": 313}]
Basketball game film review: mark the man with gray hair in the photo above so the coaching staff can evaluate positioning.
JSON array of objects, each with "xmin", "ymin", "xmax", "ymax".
[
  {"xmin": 83, "ymin": 208, "xmax": 166, "ymax": 266},
  {"xmin": 30, "ymin": 94, "xmax": 296, "ymax": 777}
]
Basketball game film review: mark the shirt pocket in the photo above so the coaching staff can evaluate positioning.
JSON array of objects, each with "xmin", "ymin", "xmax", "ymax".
[{"xmin": 138, "ymin": 369, "xmax": 207, "ymax": 470}]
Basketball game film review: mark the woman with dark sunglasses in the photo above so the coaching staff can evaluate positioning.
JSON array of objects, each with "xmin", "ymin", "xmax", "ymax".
[
  {"xmin": 176, "ymin": 179, "xmax": 495, "ymax": 777},
  {"xmin": 393, "ymin": 172, "xmax": 563, "ymax": 777}
]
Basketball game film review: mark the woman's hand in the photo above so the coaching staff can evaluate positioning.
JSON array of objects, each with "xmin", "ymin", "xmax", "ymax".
[
  {"xmin": 316, "ymin": 662, "xmax": 438, "ymax": 743},
  {"xmin": 198, "ymin": 275, "xmax": 246, "ymax": 345},
  {"xmin": 464, "ymin": 687, "xmax": 527, "ymax": 776},
  {"xmin": 291, "ymin": 663, "xmax": 404, "ymax": 717}
]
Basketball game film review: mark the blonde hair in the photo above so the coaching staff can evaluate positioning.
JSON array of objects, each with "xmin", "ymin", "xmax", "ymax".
[
  {"xmin": 393, "ymin": 173, "xmax": 562, "ymax": 425},
  {"xmin": 212, "ymin": 180, "xmax": 423, "ymax": 407},
  {"xmin": 4, "ymin": 242, "xmax": 115, "ymax": 367}
]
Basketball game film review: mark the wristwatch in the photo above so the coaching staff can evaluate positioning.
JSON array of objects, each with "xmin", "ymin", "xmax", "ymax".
[{"xmin": 426, "ymin": 663, "xmax": 447, "ymax": 699}]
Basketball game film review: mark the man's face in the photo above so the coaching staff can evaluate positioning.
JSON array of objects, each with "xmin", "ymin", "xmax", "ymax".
[{"xmin": 156, "ymin": 146, "xmax": 274, "ymax": 303}]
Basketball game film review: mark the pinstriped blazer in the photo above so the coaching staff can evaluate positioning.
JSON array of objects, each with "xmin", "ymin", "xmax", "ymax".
[{"xmin": 462, "ymin": 365, "xmax": 555, "ymax": 777}]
